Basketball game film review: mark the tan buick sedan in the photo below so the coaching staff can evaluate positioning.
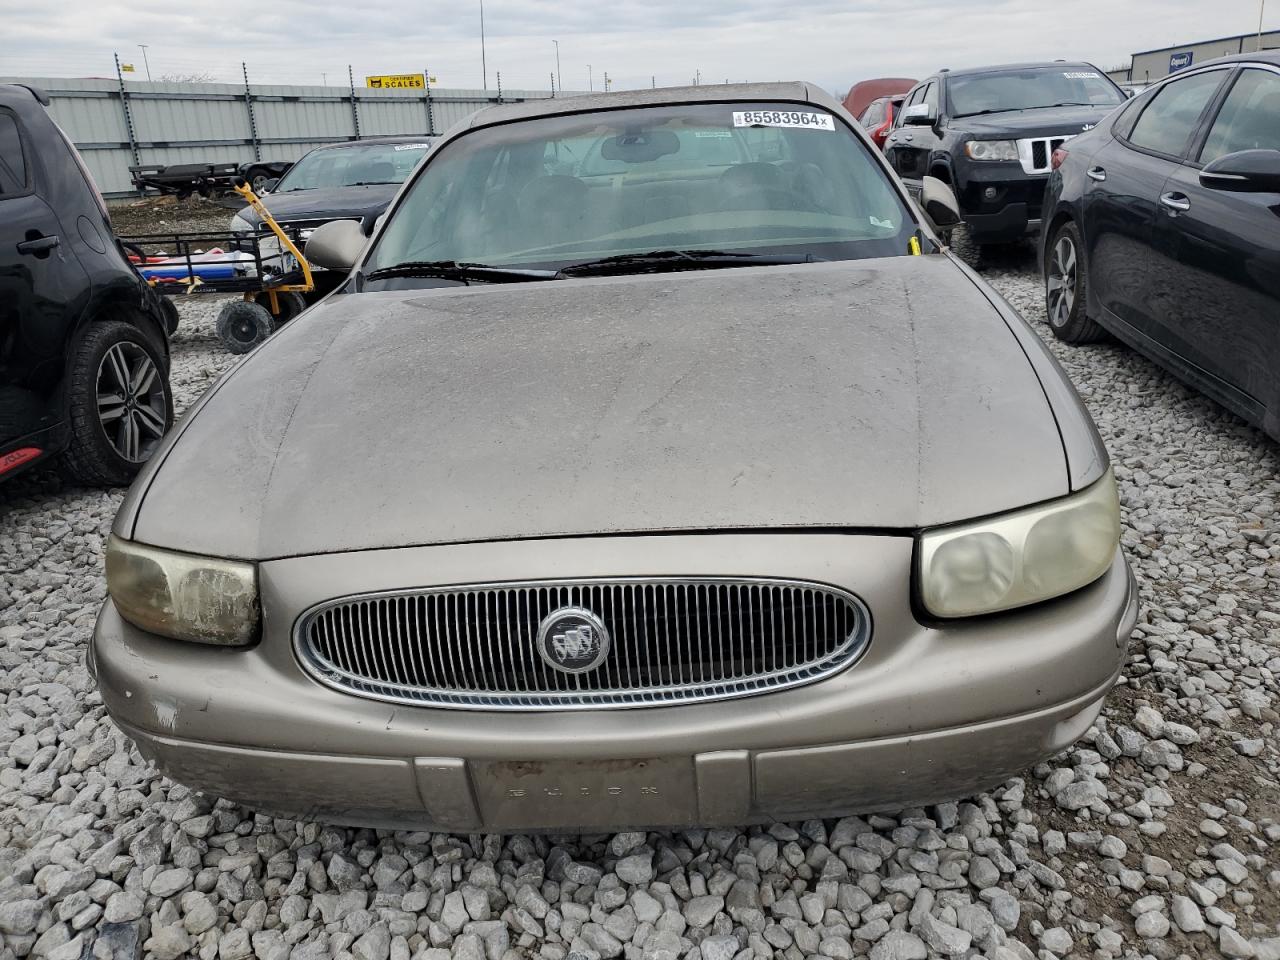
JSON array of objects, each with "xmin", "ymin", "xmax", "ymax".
[{"xmin": 92, "ymin": 83, "xmax": 1137, "ymax": 832}]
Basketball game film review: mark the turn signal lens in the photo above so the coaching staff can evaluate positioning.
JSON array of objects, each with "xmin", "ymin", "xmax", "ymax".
[
  {"xmin": 105, "ymin": 535, "xmax": 259, "ymax": 646},
  {"xmin": 918, "ymin": 469, "xmax": 1120, "ymax": 618}
]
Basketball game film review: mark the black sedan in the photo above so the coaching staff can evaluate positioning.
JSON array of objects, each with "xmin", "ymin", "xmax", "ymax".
[
  {"xmin": 230, "ymin": 136, "xmax": 436, "ymax": 294},
  {"xmin": 1041, "ymin": 52, "xmax": 1280, "ymax": 442}
]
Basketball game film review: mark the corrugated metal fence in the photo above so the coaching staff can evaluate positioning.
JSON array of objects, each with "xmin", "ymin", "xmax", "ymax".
[{"xmin": 1, "ymin": 77, "xmax": 573, "ymax": 197}]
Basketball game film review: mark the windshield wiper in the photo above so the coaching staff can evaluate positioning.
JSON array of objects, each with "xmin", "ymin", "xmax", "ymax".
[
  {"xmin": 347, "ymin": 180, "xmax": 400, "ymax": 187},
  {"xmin": 363, "ymin": 260, "xmax": 560, "ymax": 284},
  {"xmin": 558, "ymin": 249, "xmax": 825, "ymax": 278}
]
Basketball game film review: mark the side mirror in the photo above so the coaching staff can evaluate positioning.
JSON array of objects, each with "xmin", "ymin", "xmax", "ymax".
[
  {"xmin": 1124, "ymin": 88, "xmax": 1136, "ymax": 99},
  {"xmin": 260, "ymin": 178, "xmax": 279, "ymax": 194},
  {"xmin": 1199, "ymin": 149, "xmax": 1280, "ymax": 193},
  {"xmin": 304, "ymin": 219, "xmax": 367, "ymax": 272},
  {"xmin": 921, "ymin": 175, "xmax": 962, "ymax": 229},
  {"xmin": 902, "ymin": 103, "xmax": 937, "ymax": 126}
]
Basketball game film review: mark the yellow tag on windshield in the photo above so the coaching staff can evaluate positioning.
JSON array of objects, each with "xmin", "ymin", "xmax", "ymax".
[{"xmin": 908, "ymin": 236, "xmax": 922, "ymax": 256}]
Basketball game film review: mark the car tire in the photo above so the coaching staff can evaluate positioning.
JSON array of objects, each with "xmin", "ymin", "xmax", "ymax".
[
  {"xmin": 254, "ymin": 291, "xmax": 308, "ymax": 324},
  {"xmin": 1045, "ymin": 222, "xmax": 1105, "ymax": 344},
  {"xmin": 217, "ymin": 300, "xmax": 277, "ymax": 354},
  {"xmin": 248, "ymin": 169, "xmax": 271, "ymax": 193},
  {"xmin": 62, "ymin": 319, "xmax": 174, "ymax": 487}
]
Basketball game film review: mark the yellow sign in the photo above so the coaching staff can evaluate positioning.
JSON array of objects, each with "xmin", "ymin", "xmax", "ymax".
[
  {"xmin": 121, "ymin": 63, "xmax": 136, "ymax": 72},
  {"xmin": 366, "ymin": 73, "xmax": 425, "ymax": 89}
]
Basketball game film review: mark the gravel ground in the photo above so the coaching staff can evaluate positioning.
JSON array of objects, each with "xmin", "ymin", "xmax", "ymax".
[
  {"xmin": 2, "ymin": 240, "xmax": 1278, "ymax": 960},
  {"xmin": 108, "ymin": 197, "xmax": 238, "ymax": 241}
]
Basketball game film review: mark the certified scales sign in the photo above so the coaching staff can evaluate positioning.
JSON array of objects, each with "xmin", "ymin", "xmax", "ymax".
[{"xmin": 366, "ymin": 74, "xmax": 426, "ymax": 89}]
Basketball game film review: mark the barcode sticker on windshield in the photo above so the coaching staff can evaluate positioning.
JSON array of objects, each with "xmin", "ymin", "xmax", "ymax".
[
  {"xmin": 393, "ymin": 143, "xmax": 433, "ymax": 151},
  {"xmin": 733, "ymin": 111, "xmax": 835, "ymax": 131},
  {"xmin": 1063, "ymin": 72, "xmax": 1100, "ymax": 79}
]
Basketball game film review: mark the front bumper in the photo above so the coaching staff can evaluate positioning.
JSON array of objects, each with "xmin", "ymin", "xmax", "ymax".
[
  {"xmin": 955, "ymin": 165, "xmax": 1050, "ymax": 242},
  {"xmin": 91, "ymin": 534, "xmax": 1137, "ymax": 831}
]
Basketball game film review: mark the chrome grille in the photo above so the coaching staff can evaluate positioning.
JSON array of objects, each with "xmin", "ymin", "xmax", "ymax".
[
  {"xmin": 1017, "ymin": 135, "xmax": 1075, "ymax": 174},
  {"xmin": 295, "ymin": 578, "xmax": 870, "ymax": 710}
]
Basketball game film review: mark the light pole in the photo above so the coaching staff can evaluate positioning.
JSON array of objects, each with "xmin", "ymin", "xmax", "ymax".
[
  {"xmin": 553, "ymin": 40, "xmax": 561, "ymax": 93},
  {"xmin": 480, "ymin": 0, "xmax": 488, "ymax": 90},
  {"xmin": 137, "ymin": 44, "xmax": 152, "ymax": 81},
  {"xmin": 1259, "ymin": 0, "xmax": 1267, "ymax": 51},
  {"xmin": 588, "ymin": 64, "xmax": 593, "ymax": 91}
]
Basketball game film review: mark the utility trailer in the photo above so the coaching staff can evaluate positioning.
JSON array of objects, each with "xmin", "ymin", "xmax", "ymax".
[
  {"xmin": 129, "ymin": 160, "xmax": 293, "ymax": 198},
  {"xmin": 119, "ymin": 181, "xmax": 315, "ymax": 354}
]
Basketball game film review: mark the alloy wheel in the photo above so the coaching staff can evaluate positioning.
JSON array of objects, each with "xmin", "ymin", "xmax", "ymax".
[
  {"xmin": 1046, "ymin": 235, "xmax": 1077, "ymax": 328},
  {"xmin": 96, "ymin": 342, "xmax": 167, "ymax": 462}
]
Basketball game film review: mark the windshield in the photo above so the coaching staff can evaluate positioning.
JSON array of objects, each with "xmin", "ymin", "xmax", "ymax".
[
  {"xmin": 948, "ymin": 67, "xmax": 1123, "ymax": 117},
  {"xmin": 365, "ymin": 102, "xmax": 916, "ymax": 280},
  {"xmin": 274, "ymin": 140, "xmax": 434, "ymax": 192}
]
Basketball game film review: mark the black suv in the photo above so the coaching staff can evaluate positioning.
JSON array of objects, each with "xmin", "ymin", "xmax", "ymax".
[
  {"xmin": 884, "ymin": 62, "xmax": 1126, "ymax": 245},
  {"xmin": 1, "ymin": 84, "xmax": 174, "ymax": 485}
]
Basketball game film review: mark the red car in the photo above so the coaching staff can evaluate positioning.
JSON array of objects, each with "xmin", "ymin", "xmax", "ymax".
[{"xmin": 843, "ymin": 78, "xmax": 916, "ymax": 150}]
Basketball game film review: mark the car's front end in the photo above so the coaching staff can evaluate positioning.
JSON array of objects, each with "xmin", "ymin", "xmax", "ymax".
[
  {"xmin": 953, "ymin": 115, "xmax": 1113, "ymax": 242},
  {"xmin": 93, "ymin": 84, "xmax": 1136, "ymax": 831},
  {"xmin": 944, "ymin": 65, "xmax": 1126, "ymax": 243},
  {"xmin": 93, "ymin": 528, "xmax": 1134, "ymax": 831}
]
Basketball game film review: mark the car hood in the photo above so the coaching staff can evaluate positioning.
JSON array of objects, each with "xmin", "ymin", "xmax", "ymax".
[
  {"xmin": 238, "ymin": 184, "xmax": 399, "ymax": 226},
  {"xmin": 956, "ymin": 103, "xmax": 1120, "ymax": 138},
  {"xmin": 126, "ymin": 256, "xmax": 1069, "ymax": 559}
]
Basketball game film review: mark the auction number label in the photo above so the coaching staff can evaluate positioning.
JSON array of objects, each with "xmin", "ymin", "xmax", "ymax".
[{"xmin": 733, "ymin": 110, "xmax": 835, "ymax": 131}]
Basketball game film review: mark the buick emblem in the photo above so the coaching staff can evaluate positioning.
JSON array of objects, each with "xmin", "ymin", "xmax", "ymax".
[{"xmin": 536, "ymin": 606, "xmax": 611, "ymax": 674}]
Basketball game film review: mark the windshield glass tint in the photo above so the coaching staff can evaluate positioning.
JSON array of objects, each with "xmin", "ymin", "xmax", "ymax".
[
  {"xmin": 367, "ymin": 103, "xmax": 915, "ymax": 273},
  {"xmin": 948, "ymin": 68, "xmax": 1123, "ymax": 117},
  {"xmin": 276, "ymin": 141, "xmax": 433, "ymax": 191}
]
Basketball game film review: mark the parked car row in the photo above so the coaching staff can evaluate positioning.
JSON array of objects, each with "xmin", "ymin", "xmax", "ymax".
[
  {"xmin": 2, "ymin": 55, "xmax": 1276, "ymax": 832},
  {"xmin": 844, "ymin": 53, "xmax": 1279, "ymax": 443}
]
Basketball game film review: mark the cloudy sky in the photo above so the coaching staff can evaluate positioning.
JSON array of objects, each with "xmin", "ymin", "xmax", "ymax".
[{"xmin": 2, "ymin": 0, "xmax": 1269, "ymax": 93}]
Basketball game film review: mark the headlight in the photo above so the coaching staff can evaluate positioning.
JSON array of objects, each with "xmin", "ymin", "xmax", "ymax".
[
  {"xmin": 229, "ymin": 213, "xmax": 253, "ymax": 234},
  {"xmin": 105, "ymin": 535, "xmax": 259, "ymax": 646},
  {"xmin": 918, "ymin": 469, "xmax": 1120, "ymax": 618},
  {"xmin": 964, "ymin": 140, "xmax": 1019, "ymax": 161}
]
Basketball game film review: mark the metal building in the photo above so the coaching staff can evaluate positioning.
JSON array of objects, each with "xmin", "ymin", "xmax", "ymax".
[{"xmin": 1109, "ymin": 29, "xmax": 1280, "ymax": 83}]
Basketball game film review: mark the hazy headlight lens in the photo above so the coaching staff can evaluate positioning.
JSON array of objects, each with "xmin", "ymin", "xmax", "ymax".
[
  {"xmin": 928, "ymin": 532, "xmax": 1016, "ymax": 614},
  {"xmin": 105, "ymin": 535, "xmax": 259, "ymax": 646},
  {"xmin": 919, "ymin": 469, "xmax": 1120, "ymax": 617},
  {"xmin": 229, "ymin": 213, "xmax": 253, "ymax": 234},
  {"xmin": 965, "ymin": 139, "xmax": 1019, "ymax": 161}
]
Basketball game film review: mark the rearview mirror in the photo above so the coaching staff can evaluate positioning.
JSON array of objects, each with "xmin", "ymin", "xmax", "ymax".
[
  {"xmin": 1199, "ymin": 149, "xmax": 1280, "ymax": 193},
  {"xmin": 304, "ymin": 219, "xmax": 367, "ymax": 272},
  {"xmin": 921, "ymin": 176, "xmax": 962, "ymax": 229},
  {"xmin": 902, "ymin": 103, "xmax": 937, "ymax": 126}
]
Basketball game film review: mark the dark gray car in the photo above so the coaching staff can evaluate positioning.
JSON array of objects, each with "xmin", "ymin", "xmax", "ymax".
[{"xmin": 94, "ymin": 83, "xmax": 1136, "ymax": 832}]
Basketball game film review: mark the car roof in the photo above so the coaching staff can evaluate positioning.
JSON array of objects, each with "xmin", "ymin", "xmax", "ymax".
[
  {"xmin": 465, "ymin": 82, "xmax": 841, "ymax": 129},
  {"xmin": 310, "ymin": 135, "xmax": 438, "ymax": 153},
  {"xmin": 1192, "ymin": 50, "xmax": 1280, "ymax": 68},
  {"xmin": 0, "ymin": 83, "xmax": 50, "ymax": 107},
  {"xmin": 936, "ymin": 61, "xmax": 1105, "ymax": 79}
]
